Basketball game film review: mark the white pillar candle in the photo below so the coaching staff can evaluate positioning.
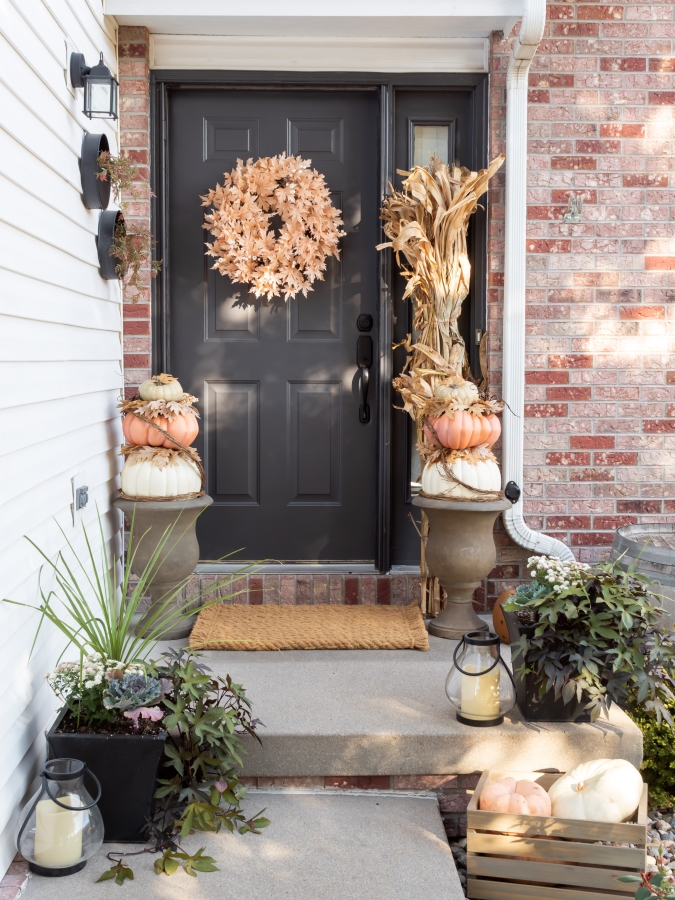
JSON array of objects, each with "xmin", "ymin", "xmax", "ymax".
[
  {"xmin": 34, "ymin": 793, "xmax": 83, "ymax": 867},
  {"xmin": 460, "ymin": 663, "xmax": 500, "ymax": 719}
]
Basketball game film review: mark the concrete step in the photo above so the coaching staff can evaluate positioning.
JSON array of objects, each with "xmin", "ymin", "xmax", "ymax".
[
  {"xmin": 24, "ymin": 792, "xmax": 464, "ymax": 900},
  {"xmin": 200, "ymin": 635, "xmax": 642, "ymax": 777}
]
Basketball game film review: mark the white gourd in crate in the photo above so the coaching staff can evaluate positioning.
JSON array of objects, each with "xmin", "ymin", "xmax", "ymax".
[
  {"xmin": 421, "ymin": 457, "xmax": 501, "ymax": 499},
  {"xmin": 548, "ymin": 758, "xmax": 643, "ymax": 823},
  {"xmin": 120, "ymin": 455, "xmax": 201, "ymax": 498}
]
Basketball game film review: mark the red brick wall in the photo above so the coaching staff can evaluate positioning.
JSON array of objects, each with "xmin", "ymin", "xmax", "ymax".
[
  {"xmin": 485, "ymin": 1, "xmax": 675, "ymax": 607},
  {"xmin": 119, "ymin": 16, "xmax": 675, "ymax": 602},
  {"xmin": 119, "ymin": 26, "xmax": 152, "ymax": 398}
]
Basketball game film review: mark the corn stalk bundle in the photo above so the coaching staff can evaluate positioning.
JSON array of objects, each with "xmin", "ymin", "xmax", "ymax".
[
  {"xmin": 378, "ymin": 154, "xmax": 505, "ymax": 446},
  {"xmin": 379, "ymin": 155, "xmax": 505, "ymax": 604}
]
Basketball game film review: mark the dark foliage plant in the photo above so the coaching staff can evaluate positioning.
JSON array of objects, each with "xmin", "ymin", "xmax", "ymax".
[
  {"xmin": 503, "ymin": 555, "xmax": 675, "ymax": 723},
  {"xmin": 99, "ymin": 649, "xmax": 269, "ymax": 883}
]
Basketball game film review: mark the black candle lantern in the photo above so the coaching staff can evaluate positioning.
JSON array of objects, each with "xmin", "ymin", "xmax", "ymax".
[
  {"xmin": 445, "ymin": 631, "xmax": 516, "ymax": 727},
  {"xmin": 70, "ymin": 52, "xmax": 118, "ymax": 120},
  {"xmin": 15, "ymin": 759, "xmax": 104, "ymax": 877}
]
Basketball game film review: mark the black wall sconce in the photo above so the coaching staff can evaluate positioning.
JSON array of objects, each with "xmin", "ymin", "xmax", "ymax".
[
  {"xmin": 97, "ymin": 210, "xmax": 124, "ymax": 280},
  {"xmin": 70, "ymin": 52, "xmax": 118, "ymax": 120},
  {"xmin": 80, "ymin": 133, "xmax": 110, "ymax": 210}
]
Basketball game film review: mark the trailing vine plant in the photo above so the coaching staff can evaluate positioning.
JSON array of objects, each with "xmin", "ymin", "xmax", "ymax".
[
  {"xmin": 97, "ymin": 151, "xmax": 161, "ymax": 302},
  {"xmin": 98, "ymin": 649, "xmax": 269, "ymax": 884}
]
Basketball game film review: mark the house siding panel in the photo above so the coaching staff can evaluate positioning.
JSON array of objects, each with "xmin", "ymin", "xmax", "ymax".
[{"xmin": 0, "ymin": 0, "xmax": 121, "ymax": 879}]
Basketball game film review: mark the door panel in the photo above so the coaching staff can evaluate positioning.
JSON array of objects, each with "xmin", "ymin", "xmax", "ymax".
[
  {"xmin": 168, "ymin": 89, "xmax": 379, "ymax": 561},
  {"xmin": 205, "ymin": 381, "xmax": 259, "ymax": 504}
]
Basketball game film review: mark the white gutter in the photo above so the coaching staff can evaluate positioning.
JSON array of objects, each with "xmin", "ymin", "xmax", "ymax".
[{"xmin": 501, "ymin": 0, "xmax": 575, "ymax": 562}]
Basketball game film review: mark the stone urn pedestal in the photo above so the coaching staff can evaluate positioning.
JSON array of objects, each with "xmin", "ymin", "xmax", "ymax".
[
  {"xmin": 113, "ymin": 495, "xmax": 213, "ymax": 640},
  {"xmin": 412, "ymin": 496, "xmax": 511, "ymax": 640}
]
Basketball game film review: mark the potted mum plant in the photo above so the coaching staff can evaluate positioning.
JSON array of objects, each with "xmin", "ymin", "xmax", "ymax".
[
  {"xmin": 6, "ymin": 513, "xmax": 258, "ymax": 844},
  {"xmin": 502, "ymin": 555, "xmax": 675, "ymax": 723}
]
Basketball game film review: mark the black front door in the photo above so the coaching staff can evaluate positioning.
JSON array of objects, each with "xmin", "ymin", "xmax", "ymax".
[{"xmin": 167, "ymin": 89, "xmax": 379, "ymax": 562}]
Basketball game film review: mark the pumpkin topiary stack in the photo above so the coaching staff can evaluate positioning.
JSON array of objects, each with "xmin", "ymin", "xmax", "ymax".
[
  {"xmin": 379, "ymin": 154, "xmax": 506, "ymax": 502},
  {"xmin": 118, "ymin": 374, "xmax": 204, "ymax": 500}
]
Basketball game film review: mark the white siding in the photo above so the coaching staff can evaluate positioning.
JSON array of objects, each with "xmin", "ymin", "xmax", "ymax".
[{"xmin": 0, "ymin": 0, "xmax": 121, "ymax": 877}]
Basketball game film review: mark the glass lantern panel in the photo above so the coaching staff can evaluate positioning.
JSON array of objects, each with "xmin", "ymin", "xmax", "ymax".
[
  {"xmin": 86, "ymin": 80, "xmax": 112, "ymax": 117},
  {"xmin": 413, "ymin": 125, "xmax": 449, "ymax": 167}
]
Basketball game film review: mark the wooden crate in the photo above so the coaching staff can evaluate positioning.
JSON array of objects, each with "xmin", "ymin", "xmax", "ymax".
[{"xmin": 467, "ymin": 769, "xmax": 648, "ymax": 900}]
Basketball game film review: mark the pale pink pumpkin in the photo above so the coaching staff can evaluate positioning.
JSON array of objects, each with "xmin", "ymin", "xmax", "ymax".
[
  {"xmin": 122, "ymin": 412, "xmax": 199, "ymax": 449},
  {"xmin": 479, "ymin": 777, "xmax": 552, "ymax": 816},
  {"xmin": 426, "ymin": 411, "xmax": 501, "ymax": 450}
]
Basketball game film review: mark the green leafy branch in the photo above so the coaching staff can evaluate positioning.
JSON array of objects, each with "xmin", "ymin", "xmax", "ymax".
[{"xmin": 620, "ymin": 868, "xmax": 675, "ymax": 899}]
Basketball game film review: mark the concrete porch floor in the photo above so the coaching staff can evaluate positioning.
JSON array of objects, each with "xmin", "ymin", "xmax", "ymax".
[
  {"xmin": 23, "ymin": 792, "xmax": 464, "ymax": 900},
  {"xmin": 168, "ymin": 633, "xmax": 642, "ymax": 777}
]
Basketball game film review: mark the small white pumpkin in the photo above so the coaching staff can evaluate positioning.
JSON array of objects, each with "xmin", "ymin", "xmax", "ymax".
[
  {"xmin": 139, "ymin": 374, "xmax": 184, "ymax": 402},
  {"xmin": 120, "ymin": 455, "xmax": 201, "ymax": 498},
  {"xmin": 421, "ymin": 457, "xmax": 501, "ymax": 499},
  {"xmin": 434, "ymin": 378, "xmax": 480, "ymax": 406},
  {"xmin": 548, "ymin": 758, "xmax": 643, "ymax": 823}
]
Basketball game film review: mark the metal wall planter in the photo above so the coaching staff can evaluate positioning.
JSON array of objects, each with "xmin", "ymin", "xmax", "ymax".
[
  {"xmin": 80, "ymin": 133, "xmax": 111, "ymax": 210},
  {"xmin": 97, "ymin": 209, "xmax": 123, "ymax": 280}
]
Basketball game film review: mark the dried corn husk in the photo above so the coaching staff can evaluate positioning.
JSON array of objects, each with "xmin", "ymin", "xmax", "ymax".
[{"xmin": 378, "ymin": 154, "xmax": 505, "ymax": 456}]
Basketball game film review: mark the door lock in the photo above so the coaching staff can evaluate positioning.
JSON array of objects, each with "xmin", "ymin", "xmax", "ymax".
[{"xmin": 357, "ymin": 335, "xmax": 373, "ymax": 424}]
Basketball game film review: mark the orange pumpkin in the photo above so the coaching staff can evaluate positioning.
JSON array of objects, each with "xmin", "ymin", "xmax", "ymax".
[
  {"xmin": 122, "ymin": 412, "xmax": 199, "ymax": 449},
  {"xmin": 426, "ymin": 411, "xmax": 501, "ymax": 450},
  {"xmin": 479, "ymin": 777, "xmax": 551, "ymax": 817},
  {"xmin": 492, "ymin": 588, "xmax": 516, "ymax": 644}
]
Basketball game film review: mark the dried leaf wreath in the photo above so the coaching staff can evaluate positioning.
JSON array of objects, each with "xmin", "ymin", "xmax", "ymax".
[{"xmin": 201, "ymin": 154, "xmax": 345, "ymax": 301}]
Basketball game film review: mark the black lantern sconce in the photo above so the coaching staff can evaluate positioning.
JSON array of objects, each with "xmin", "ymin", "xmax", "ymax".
[
  {"xmin": 97, "ymin": 210, "xmax": 124, "ymax": 280},
  {"xmin": 70, "ymin": 52, "xmax": 118, "ymax": 120},
  {"xmin": 80, "ymin": 133, "xmax": 111, "ymax": 210}
]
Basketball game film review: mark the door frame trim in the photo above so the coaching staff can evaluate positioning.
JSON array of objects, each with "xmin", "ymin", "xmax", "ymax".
[{"xmin": 150, "ymin": 71, "xmax": 489, "ymax": 572}]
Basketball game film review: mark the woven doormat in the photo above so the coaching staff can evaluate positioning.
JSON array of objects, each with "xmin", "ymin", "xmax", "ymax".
[{"xmin": 189, "ymin": 603, "xmax": 429, "ymax": 652}]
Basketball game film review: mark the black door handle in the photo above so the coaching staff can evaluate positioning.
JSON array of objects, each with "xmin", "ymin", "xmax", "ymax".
[{"xmin": 357, "ymin": 335, "xmax": 373, "ymax": 424}]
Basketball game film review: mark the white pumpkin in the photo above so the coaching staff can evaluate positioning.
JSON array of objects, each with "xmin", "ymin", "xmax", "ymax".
[
  {"xmin": 548, "ymin": 758, "xmax": 643, "ymax": 823},
  {"xmin": 139, "ymin": 374, "xmax": 183, "ymax": 402},
  {"xmin": 421, "ymin": 457, "xmax": 501, "ymax": 500},
  {"xmin": 435, "ymin": 378, "xmax": 480, "ymax": 406},
  {"xmin": 120, "ymin": 455, "xmax": 201, "ymax": 498}
]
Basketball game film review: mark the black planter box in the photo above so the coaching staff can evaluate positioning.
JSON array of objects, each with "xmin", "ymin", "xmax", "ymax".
[
  {"xmin": 504, "ymin": 612, "xmax": 590, "ymax": 723},
  {"xmin": 47, "ymin": 708, "xmax": 167, "ymax": 842}
]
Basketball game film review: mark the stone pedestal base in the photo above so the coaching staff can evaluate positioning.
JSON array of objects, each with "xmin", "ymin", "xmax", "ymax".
[
  {"xmin": 113, "ymin": 495, "xmax": 213, "ymax": 640},
  {"xmin": 412, "ymin": 497, "xmax": 510, "ymax": 640}
]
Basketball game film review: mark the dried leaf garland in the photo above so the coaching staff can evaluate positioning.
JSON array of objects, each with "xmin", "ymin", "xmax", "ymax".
[
  {"xmin": 119, "ymin": 394, "xmax": 200, "ymax": 423},
  {"xmin": 120, "ymin": 445, "xmax": 202, "ymax": 470},
  {"xmin": 202, "ymin": 154, "xmax": 346, "ymax": 301}
]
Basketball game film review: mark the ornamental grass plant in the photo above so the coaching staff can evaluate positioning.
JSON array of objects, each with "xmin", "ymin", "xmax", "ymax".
[{"xmin": 5, "ymin": 508, "xmax": 252, "ymax": 665}]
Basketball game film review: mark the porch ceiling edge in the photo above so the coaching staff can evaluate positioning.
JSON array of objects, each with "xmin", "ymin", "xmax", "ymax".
[{"xmin": 501, "ymin": 0, "xmax": 575, "ymax": 563}]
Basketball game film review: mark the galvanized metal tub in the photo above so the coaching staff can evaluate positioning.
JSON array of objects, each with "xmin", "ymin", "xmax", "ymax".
[{"xmin": 611, "ymin": 524, "xmax": 675, "ymax": 629}]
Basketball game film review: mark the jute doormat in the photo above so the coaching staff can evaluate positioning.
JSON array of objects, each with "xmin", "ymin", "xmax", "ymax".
[{"xmin": 189, "ymin": 603, "xmax": 429, "ymax": 652}]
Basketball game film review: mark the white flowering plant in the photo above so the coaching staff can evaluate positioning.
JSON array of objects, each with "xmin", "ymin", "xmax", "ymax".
[
  {"xmin": 48, "ymin": 655, "xmax": 164, "ymax": 730},
  {"xmin": 503, "ymin": 555, "xmax": 675, "ymax": 724}
]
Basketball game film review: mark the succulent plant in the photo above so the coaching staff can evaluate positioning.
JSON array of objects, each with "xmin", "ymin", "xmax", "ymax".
[{"xmin": 103, "ymin": 672, "xmax": 164, "ymax": 712}]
